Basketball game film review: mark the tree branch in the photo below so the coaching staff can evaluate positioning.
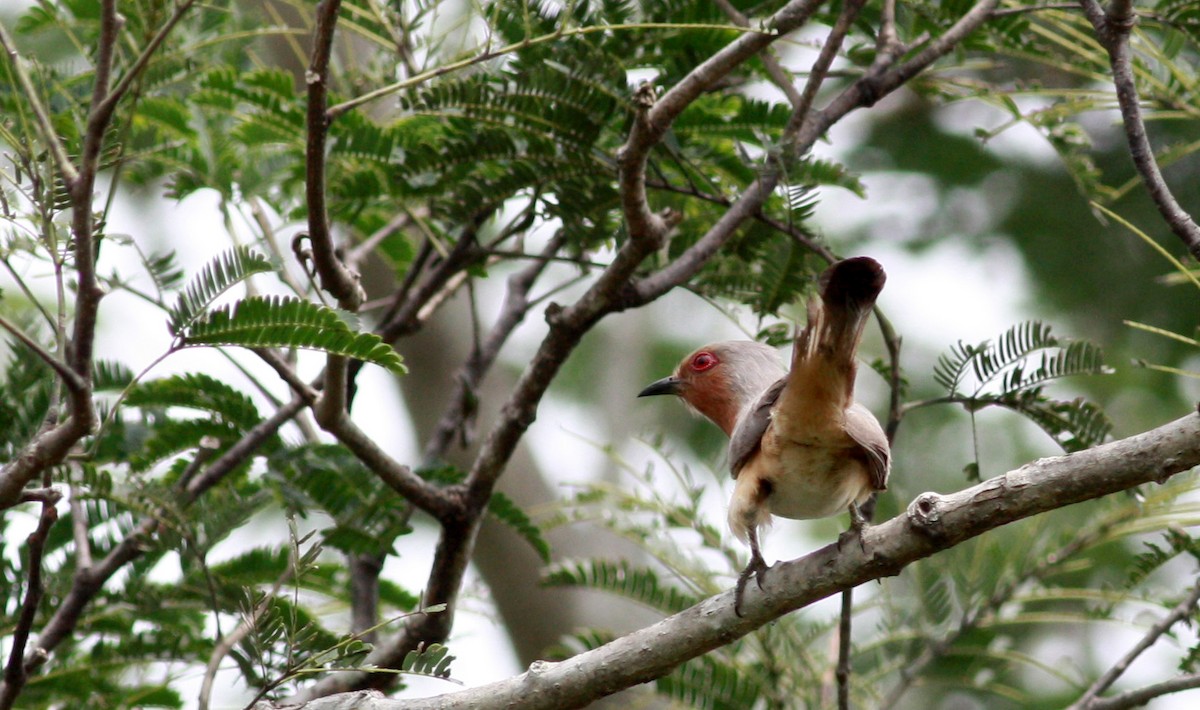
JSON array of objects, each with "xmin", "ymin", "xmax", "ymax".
[
  {"xmin": 92, "ymin": 0, "xmax": 197, "ymax": 123},
  {"xmin": 0, "ymin": 23, "xmax": 78, "ymax": 184},
  {"xmin": 712, "ymin": 0, "xmax": 803, "ymax": 108},
  {"xmin": 262, "ymin": 412, "xmax": 1200, "ymax": 709},
  {"xmin": 615, "ymin": 0, "xmax": 827, "ymax": 243},
  {"xmin": 1082, "ymin": 672, "xmax": 1200, "ymax": 710},
  {"xmin": 0, "ymin": 316, "xmax": 87, "ymax": 393},
  {"xmin": 20, "ymin": 397, "xmax": 307, "ymax": 675},
  {"xmin": 423, "ymin": 230, "xmax": 568, "ymax": 463},
  {"xmin": 1069, "ymin": 575, "xmax": 1200, "ymax": 709},
  {"xmin": 302, "ymin": 0, "xmax": 365, "ymax": 310},
  {"xmin": 375, "ymin": 221, "xmax": 484, "ymax": 342},
  {"xmin": 1077, "ymin": 0, "xmax": 1200, "ymax": 260},
  {"xmin": 0, "ymin": 485, "xmax": 59, "ymax": 710}
]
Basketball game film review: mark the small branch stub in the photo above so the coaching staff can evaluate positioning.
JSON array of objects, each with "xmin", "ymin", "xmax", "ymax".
[{"xmin": 907, "ymin": 492, "xmax": 946, "ymax": 537}]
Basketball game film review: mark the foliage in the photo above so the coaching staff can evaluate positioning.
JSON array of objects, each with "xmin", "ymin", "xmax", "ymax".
[
  {"xmin": 179, "ymin": 295, "xmax": 407, "ymax": 374},
  {"xmin": 929, "ymin": 320, "xmax": 1113, "ymax": 476}
]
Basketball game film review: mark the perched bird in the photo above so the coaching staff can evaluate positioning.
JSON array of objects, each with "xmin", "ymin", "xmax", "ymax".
[{"xmin": 638, "ymin": 257, "xmax": 890, "ymax": 615}]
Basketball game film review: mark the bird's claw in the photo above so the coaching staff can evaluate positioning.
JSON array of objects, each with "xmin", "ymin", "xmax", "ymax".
[
  {"xmin": 838, "ymin": 503, "xmax": 870, "ymax": 553},
  {"xmin": 734, "ymin": 553, "xmax": 770, "ymax": 617}
]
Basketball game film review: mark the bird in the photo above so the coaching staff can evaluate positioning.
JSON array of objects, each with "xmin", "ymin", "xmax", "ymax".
[{"xmin": 638, "ymin": 256, "xmax": 890, "ymax": 616}]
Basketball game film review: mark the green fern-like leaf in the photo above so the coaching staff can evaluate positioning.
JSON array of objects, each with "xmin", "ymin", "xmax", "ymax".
[
  {"xmin": 929, "ymin": 321, "xmax": 1112, "ymax": 456},
  {"xmin": 400, "ymin": 642, "xmax": 456, "ymax": 679},
  {"xmin": 488, "ymin": 491, "xmax": 551, "ymax": 563},
  {"xmin": 126, "ymin": 372, "xmax": 263, "ymax": 431},
  {"xmin": 934, "ymin": 341, "xmax": 983, "ymax": 394},
  {"xmin": 128, "ymin": 418, "xmax": 243, "ymax": 472},
  {"xmin": 93, "ymin": 359, "xmax": 135, "ymax": 391},
  {"xmin": 543, "ymin": 628, "xmax": 618, "ymax": 661},
  {"xmin": 996, "ymin": 391, "xmax": 1112, "ymax": 452},
  {"xmin": 976, "ymin": 321, "xmax": 1056, "ymax": 386},
  {"xmin": 178, "ymin": 295, "xmax": 406, "ymax": 373},
  {"xmin": 658, "ymin": 654, "xmax": 765, "ymax": 710},
  {"xmin": 542, "ymin": 559, "xmax": 697, "ymax": 614},
  {"xmin": 1126, "ymin": 529, "xmax": 1200, "ymax": 588},
  {"xmin": 168, "ymin": 246, "xmax": 275, "ymax": 334},
  {"xmin": 934, "ymin": 321, "xmax": 1110, "ymax": 399},
  {"xmin": 267, "ymin": 444, "xmax": 414, "ymax": 557}
]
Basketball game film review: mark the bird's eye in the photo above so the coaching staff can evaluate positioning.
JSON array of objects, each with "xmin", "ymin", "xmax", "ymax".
[{"xmin": 690, "ymin": 351, "xmax": 718, "ymax": 372}]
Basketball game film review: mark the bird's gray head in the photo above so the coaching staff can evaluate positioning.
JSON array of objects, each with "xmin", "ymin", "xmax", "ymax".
[{"xmin": 638, "ymin": 341, "xmax": 786, "ymax": 436}]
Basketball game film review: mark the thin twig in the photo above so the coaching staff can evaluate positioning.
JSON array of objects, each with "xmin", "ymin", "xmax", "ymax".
[
  {"xmin": 320, "ymin": 405, "xmax": 457, "ymax": 521},
  {"xmin": 303, "ymin": 0, "xmax": 365, "ymax": 310},
  {"xmin": 1077, "ymin": 0, "xmax": 1200, "ymax": 260},
  {"xmin": 68, "ymin": 490, "xmax": 93, "ymax": 569},
  {"xmin": 1070, "ymin": 576, "xmax": 1200, "ymax": 709},
  {"xmin": 1080, "ymin": 672, "xmax": 1200, "ymax": 710},
  {"xmin": 713, "ymin": 0, "xmax": 803, "ymax": 108},
  {"xmin": 0, "ymin": 483, "xmax": 59, "ymax": 710},
  {"xmin": 991, "ymin": 2, "xmax": 1079, "ymax": 17},
  {"xmin": 875, "ymin": 307, "xmax": 905, "ymax": 442},
  {"xmin": 423, "ymin": 230, "xmax": 569, "ymax": 463},
  {"xmin": 254, "ymin": 349, "xmax": 320, "ymax": 404},
  {"xmin": 376, "ymin": 222, "xmax": 484, "ymax": 342},
  {"xmin": 789, "ymin": 0, "xmax": 866, "ymax": 138},
  {"xmin": 23, "ymin": 397, "xmax": 308, "ymax": 676},
  {"xmin": 879, "ymin": 510, "xmax": 1129, "ymax": 707},
  {"xmin": 198, "ymin": 564, "xmax": 297, "ymax": 710},
  {"xmin": 344, "ymin": 210, "xmax": 413, "ymax": 272},
  {"xmin": 249, "ymin": 198, "xmax": 309, "ymax": 299},
  {"xmin": 326, "ymin": 22, "xmax": 772, "ymax": 120},
  {"xmin": 0, "ymin": 23, "xmax": 78, "ymax": 183},
  {"xmin": 0, "ymin": 315, "xmax": 86, "ymax": 393}
]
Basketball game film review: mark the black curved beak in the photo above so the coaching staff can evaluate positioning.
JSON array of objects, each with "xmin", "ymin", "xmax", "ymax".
[{"xmin": 638, "ymin": 376, "xmax": 682, "ymax": 398}]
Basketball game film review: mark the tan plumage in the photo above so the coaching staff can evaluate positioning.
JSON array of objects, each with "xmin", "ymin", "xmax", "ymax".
[{"xmin": 639, "ymin": 257, "xmax": 889, "ymax": 615}]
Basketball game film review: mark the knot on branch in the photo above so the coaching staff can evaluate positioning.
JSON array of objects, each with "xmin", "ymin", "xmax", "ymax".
[
  {"xmin": 544, "ymin": 301, "xmax": 565, "ymax": 327},
  {"xmin": 292, "ymin": 231, "xmax": 316, "ymax": 277},
  {"xmin": 856, "ymin": 71, "xmax": 888, "ymax": 108},
  {"xmin": 1105, "ymin": 9, "xmax": 1138, "ymax": 34},
  {"xmin": 631, "ymin": 81, "xmax": 657, "ymax": 113},
  {"xmin": 659, "ymin": 207, "xmax": 683, "ymax": 232},
  {"xmin": 907, "ymin": 492, "xmax": 947, "ymax": 539}
]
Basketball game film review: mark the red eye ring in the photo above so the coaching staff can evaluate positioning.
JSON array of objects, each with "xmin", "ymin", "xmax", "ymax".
[{"xmin": 690, "ymin": 351, "xmax": 718, "ymax": 372}]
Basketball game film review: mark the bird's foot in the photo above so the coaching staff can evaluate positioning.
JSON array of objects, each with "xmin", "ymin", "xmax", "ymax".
[
  {"xmin": 838, "ymin": 503, "xmax": 870, "ymax": 553},
  {"xmin": 734, "ymin": 552, "xmax": 770, "ymax": 618}
]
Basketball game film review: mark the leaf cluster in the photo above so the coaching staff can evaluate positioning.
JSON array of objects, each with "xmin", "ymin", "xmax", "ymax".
[{"xmin": 931, "ymin": 320, "xmax": 1113, "ymax": 459}]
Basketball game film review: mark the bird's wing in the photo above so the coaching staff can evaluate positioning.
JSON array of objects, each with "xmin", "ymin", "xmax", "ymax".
[
  {"xmin": 845, "ymin": 402, "xmax": 890, "ymax": 490},
  {"xmin": 728, "ymin": 377, "xmax": 786, "ymax": 478}
]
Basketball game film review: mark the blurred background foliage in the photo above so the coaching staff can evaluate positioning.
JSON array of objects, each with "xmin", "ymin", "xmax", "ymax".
[{"xmin": 1, "ymin": 0, "xmax": 1199, "ymax": 708}]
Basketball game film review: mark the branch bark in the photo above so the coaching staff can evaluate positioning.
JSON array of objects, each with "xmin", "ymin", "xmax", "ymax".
[
  {"xmin": 260, "ymin": 411, "xmax": 1200, "ymax": 710},
  {"xmin": 1077, "ymin": 0, "xmax": 1200, "ymax": 260},
  {"xmin": 0, "ymin": 485, "xmax": 59, "ymax": 710},
  {"xmin": 303, "ymin": 0, "xmax": 365, "ymax": 310}
]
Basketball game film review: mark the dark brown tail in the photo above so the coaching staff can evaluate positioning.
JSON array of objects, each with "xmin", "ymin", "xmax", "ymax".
[
  {"xmin": 820, "ymin": 256, "xmax": 886, "ymax": 315},
  {"xmin": 791, "ymin": 257, "xmax": 885, "ymax": 401}
]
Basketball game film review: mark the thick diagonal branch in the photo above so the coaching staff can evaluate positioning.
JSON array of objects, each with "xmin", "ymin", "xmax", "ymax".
[{"xmin": 263, "ymin": 413, "xmax": 1200, "ymax": 709}]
